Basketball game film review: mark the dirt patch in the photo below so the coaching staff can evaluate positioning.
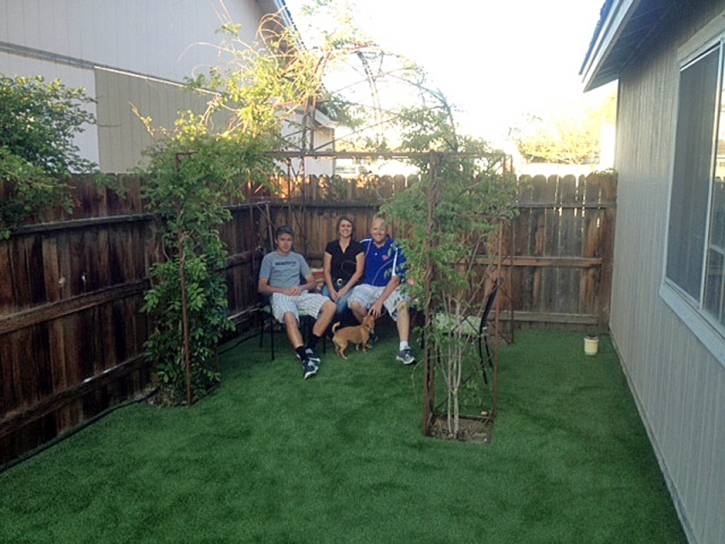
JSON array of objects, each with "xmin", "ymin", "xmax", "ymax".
[
  {"xmin": 428, "ymin": 413, "xmax": 494, "ymax": 444},
  {"xmin": 143, "ymin": 383, "xmax": 219, "ymax": 407}
]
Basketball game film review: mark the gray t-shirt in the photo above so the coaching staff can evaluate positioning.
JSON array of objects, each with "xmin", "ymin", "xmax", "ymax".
[{"xmin": 259, "ymin": 251, "xmax": 311, "ymax": 289}]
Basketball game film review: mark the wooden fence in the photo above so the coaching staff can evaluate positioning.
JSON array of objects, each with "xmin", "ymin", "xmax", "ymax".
[{"xmin": 0, "ymin": 171, "xmax": 616, "ymax": 466}]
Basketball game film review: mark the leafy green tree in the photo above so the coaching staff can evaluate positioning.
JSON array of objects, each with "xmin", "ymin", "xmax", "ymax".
[
  {"xmin": 510, "ymin": 91, "xmax": 616, "ymax": 165},
  {"xmin": 287, "ymin": 2, "xmax": 522, "ymax": 433},
  {"xmin": 0, "ymin": 74, "xmax": 98, "ymax": 238}
]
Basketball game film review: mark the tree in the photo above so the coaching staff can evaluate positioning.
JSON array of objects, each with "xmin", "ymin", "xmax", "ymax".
[
  {"xmin": 288, "ymin": 2, "xmax": 522, "ymax": 436},
  {"xmin": 382, "ymin": 96, "xmax": 519, "ymax": 437},
  {"xmin": 510, "ymin": 91, "xmax": 616, "ymax": 165},
  {"xmin": 276, "ymin": 0, "xmax": 435, "ymax": 154},
  {"xmin": 136, "ymin": 14, "xmax": 323, "ymax": 404},
  {"xmin": 138, "ymin": 132, "xmax": 274, "ymax": 405},
  {"xmin": 0, "ymin": 74, "xmax": 98, "ymax": 238}
]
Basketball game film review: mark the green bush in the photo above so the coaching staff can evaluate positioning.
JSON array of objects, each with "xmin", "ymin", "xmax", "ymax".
[
  {"xmin": 138, "ymin": 132, "xmax": 275, "ymax": 404},
  {"xmin": 0, "ymin": 74, "xmax": 98, "ymax": 238}
]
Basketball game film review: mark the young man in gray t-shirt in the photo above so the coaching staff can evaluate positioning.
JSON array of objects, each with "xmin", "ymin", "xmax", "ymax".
[{"xmin": 258, "ymin": 225, "xmax": 335, "ymax": 379}]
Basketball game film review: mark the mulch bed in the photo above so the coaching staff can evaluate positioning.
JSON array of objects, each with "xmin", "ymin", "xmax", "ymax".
[{"xmin": 428, "ymin": 413, "xmax": 494, "ymax": 444}]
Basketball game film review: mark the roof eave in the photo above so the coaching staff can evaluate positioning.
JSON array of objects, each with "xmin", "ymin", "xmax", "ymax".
[
  {"xmin": 581, "ymin": 0, "xmax": 677, "ymax": 92},
  {"xmin": 581, "ymin": 0, "xmax": 639, "ymax": 92}
]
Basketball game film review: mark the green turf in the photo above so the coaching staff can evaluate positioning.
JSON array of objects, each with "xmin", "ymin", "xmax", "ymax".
[{"xmin": 0, "ymin": 329, "xmax": 686, "ymax": 543}]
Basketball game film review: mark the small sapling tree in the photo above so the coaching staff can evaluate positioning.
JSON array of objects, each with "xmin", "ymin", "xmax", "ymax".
[{"xmin": 383, "ymin": 95, "xmax": 518, "ymax": 437}]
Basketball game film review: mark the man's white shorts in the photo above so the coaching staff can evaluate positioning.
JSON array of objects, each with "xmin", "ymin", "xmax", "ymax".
[
  {"xmin": 347, "ymin": 284, "xmax": 410, "ymax": 321},
  {"xmin": 270, "ymin": 291, "xmax": 329, "ymax": 323}
]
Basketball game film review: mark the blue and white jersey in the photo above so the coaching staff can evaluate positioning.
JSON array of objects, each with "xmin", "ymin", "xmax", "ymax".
[{"xmin": 360, "ymin": 236, "xmax": 407, "ymax": 287}]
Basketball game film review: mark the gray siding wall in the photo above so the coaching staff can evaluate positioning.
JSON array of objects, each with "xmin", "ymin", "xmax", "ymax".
[
  {"xmin": 613, "ymin": 4, "xmax": 725, "ymax": 543},
  {"xmin": 0, "ymin": 0, "xmax": 269, "ymax": 173},
  {"xmin": 94, "ymin": 69, "xmax": 211, "ymax": 173},
  {"xmin": 0, "ymin": 1, "xmax": 265, "ymax": 83}
]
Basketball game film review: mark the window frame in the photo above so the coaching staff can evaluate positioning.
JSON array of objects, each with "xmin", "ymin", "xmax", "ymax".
[
  {"xmin": 665, "ymin": 44, "xmax": 720, "ymax": 302},
  {"xmin": 661, "ymin": 32, "xmax": 725, "ymax": 362}
]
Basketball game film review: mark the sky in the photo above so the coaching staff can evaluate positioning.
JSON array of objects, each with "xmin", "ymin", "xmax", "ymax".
[{"xmin": 284, "ymin": 0, "xmax": 615, "ymax": 149}]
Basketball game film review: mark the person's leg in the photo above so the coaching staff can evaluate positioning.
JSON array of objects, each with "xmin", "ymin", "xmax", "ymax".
[
  {"xmin": 283, "ymin": 312, "xmax": 304, "ymax": 349},
  {"xmin": 349, "ymin": 300, "xmax": 367, "ymax": 322},
  {"xmin": 313, "ymin": 300, "xmax": 336, "ymax": 338},
  {"xmin": 383, "ymin": 288, "xmax": 416, "ymax": 365},
  {"xmin": 395, "ymin": 300, "xmax": 410, "ymax": 344},
  {"xmin": 348, "ymin": 285, "xmax": 378, "ymax": 323},
  {"xmin": 297, "ymin": 294, "xmax": 335, "ymax": 362},
  {"xmin": 336, "ymin": 290, "xmax": 356, "ymax": 326},
  {"xmin": 335, "ymin": 295, "xmax": 349, "ymax": 316},
  {"xmin": 272, "ymin": 293, "xmax": 303, "ymax": 349},
  {"xmin": 319, "ymin": 285, "xmax": 339, "ymax": 334},
  {"xmin": 322, "ymin": 284, "xmax": 349, "ymax": 316}
]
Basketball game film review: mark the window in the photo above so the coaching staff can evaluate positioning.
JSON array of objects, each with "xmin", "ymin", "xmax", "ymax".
[{"xmin": 667, "ymin": 42, "xmax": 725, "ymax": 327}]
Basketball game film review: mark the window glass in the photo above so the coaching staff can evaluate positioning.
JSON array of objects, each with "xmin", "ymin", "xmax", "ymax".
[
  {"xmin": 703, "ymin": 71, "xmax": 725, "ymax": 321},
  {"xmin": 667, "ymin": 46, "xmax": 720, "ymax": 299},
  {"xmin": 704, "ymin": 249, "xmax": 725, "ymax": 323}
]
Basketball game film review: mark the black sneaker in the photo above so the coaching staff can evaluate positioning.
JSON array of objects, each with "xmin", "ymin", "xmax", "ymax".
[
  {"xmin": 303, "ymin": 359, "xmax": 319, "ymax": 379},
  {"xmin": 396, "ymin": 348, "xmax": 417, "ymax": 365},
  {"xmin": 366, "ymin": 332, "xmax": 379, "ymax": 349},
  {"xmin": 305, "ymin": 348, "xmax": 321, "ymax": 365}
]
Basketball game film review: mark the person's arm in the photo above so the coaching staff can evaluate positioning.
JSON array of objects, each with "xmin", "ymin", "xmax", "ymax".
[
  {"xmin": 323, "ymin": 251, "xmax": 338, "ymax": 299},
  {"xmin": 258, "ymin": 276, "xmax": 272, "ymax": 295},
  {"xmin": 339, "ymin": 251, "xmax": 365, "ymax": 297},
  {"xmin": 258, "ymin": 256, "xmax": 275, "ymax": 296},
  {"xmin": 299, "ymin": 273, "xmax": 318, "ymax": 293},
  {"xmin": 258, "ymin": 277, "xmax": 304, "ymax": 297},
  {"xmin": 369, "ymin": 274, "xmax": 401, "ymax": 318},
  {"xmin": 297, "ymin": 254, "xmax": 318, "ymax": 293}
]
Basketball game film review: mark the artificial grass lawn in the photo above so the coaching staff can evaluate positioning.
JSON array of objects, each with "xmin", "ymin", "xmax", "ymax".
[{"xmin": 0, "ymin": 329, "xmax": 686, "ymax": 543}]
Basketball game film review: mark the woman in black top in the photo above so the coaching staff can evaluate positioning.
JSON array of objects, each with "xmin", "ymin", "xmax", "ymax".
[{"xmin": 323, "ymin": 216, "xmax": 365, "ymax": 319}]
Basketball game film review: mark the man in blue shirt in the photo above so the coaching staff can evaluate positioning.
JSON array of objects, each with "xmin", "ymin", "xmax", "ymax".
[
  {"xmin": 259, "ymin": 225, "xmax": 336, "ymax": 379},
  {"xmin": 348, "ymin": 216, "xmax": 416, "ymax": 365}
]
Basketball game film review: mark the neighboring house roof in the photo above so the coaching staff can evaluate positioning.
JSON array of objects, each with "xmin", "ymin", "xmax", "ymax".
[
  {"xmin": 580, "ymin": 0, "xmax": 677, "ymax": 91},
  {"xmin": 258, "ymin": 0, "xmax": 296, "ymax": 30}
]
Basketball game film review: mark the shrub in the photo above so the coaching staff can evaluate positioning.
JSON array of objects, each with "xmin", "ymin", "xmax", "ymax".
[{"xmin": 0, "ymin": 74, "xmax": 98, "ymax": 238}]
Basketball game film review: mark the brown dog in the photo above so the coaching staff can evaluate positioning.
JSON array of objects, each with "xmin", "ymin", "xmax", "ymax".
[{"xmin": 332, "ymin": 315, "xmax": 375, "ymax": 359}]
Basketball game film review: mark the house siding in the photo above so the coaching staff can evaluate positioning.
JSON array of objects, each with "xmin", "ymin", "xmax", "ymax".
[
  {"xmin": 94, "ymin": 68, "xmax": 212, "ymax": 173},
  {"xmin": 0, "ymin": 1, "xmax": 264, "ymax": 83},
  {"xmin": 0, "ymin": 1, "xmax": 281, "ymax": 173},
  {"xmin": 612, "ymin": 4, "xmax": 725, "ymax": 543}
]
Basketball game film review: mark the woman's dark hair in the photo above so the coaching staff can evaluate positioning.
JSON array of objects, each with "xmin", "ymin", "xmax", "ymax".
[{"xmin": 336, "ymin": 216, "xmax": 355, "ymax": 236}]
